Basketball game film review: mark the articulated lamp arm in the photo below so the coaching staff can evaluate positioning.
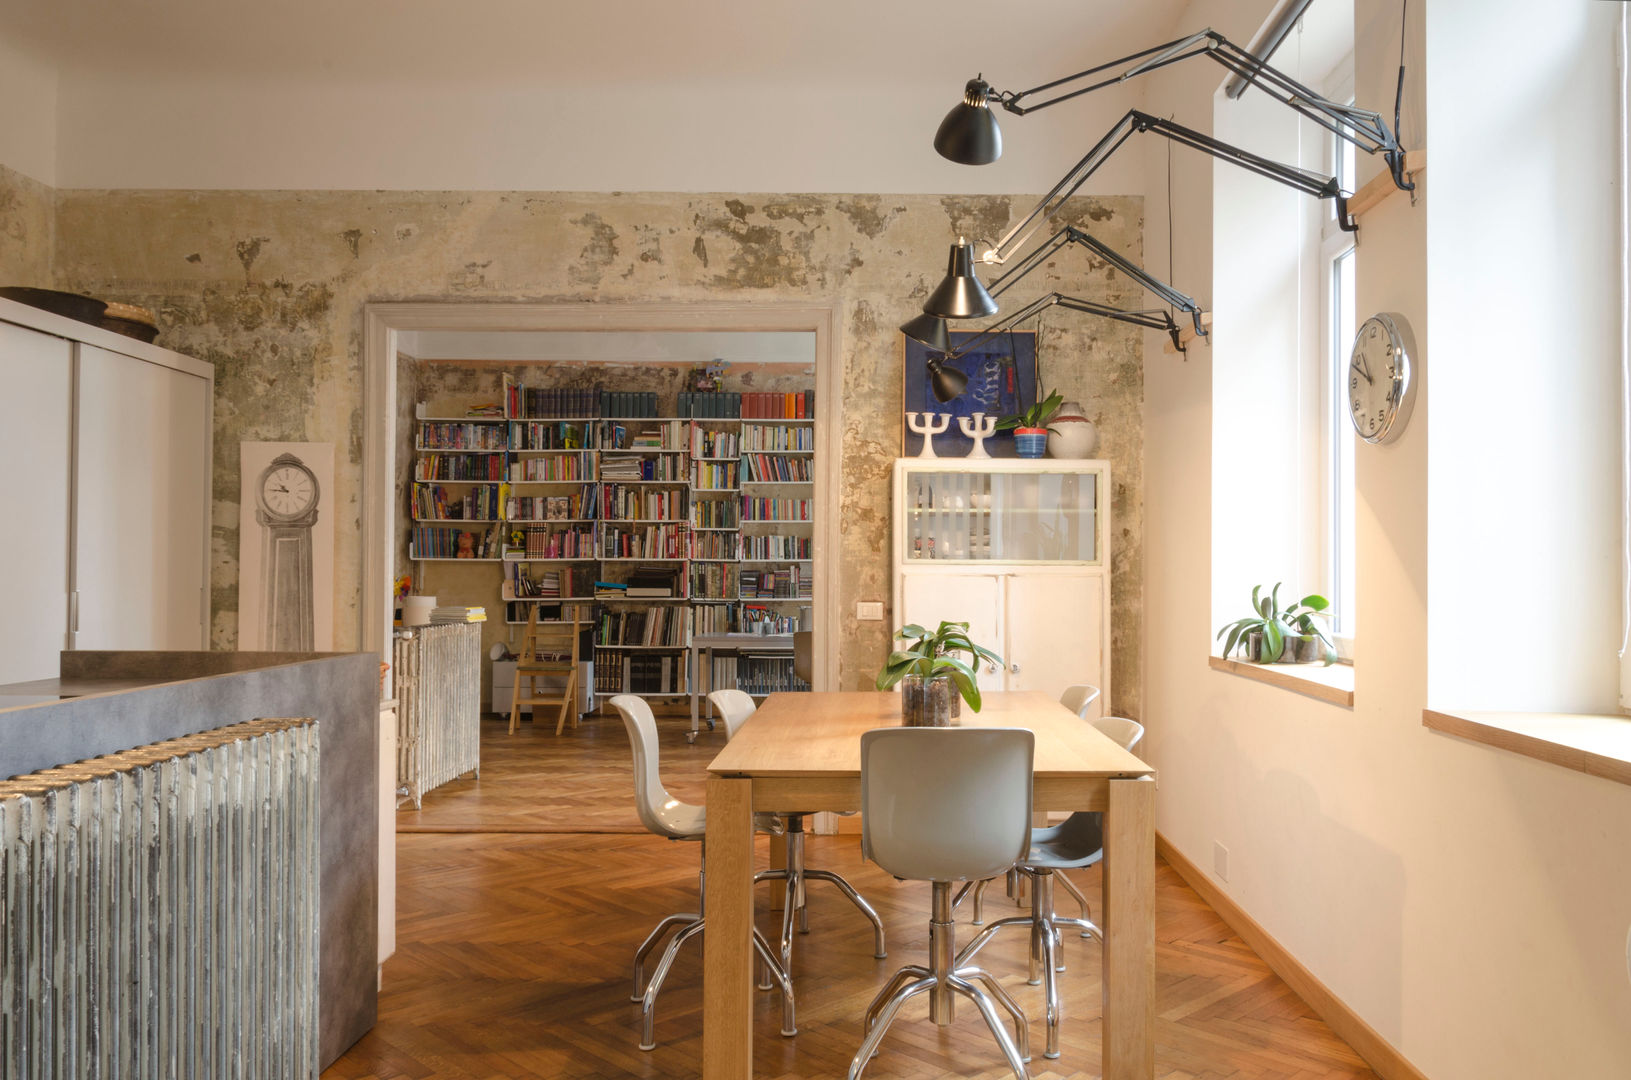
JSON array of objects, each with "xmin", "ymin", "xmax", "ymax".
[{"xmin": 930, "ymin": 292, "xmax": 1187, "ymax": 358}]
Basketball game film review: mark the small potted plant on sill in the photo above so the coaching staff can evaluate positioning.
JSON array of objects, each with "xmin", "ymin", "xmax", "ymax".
[
  {"xmin": 1216, "ymin": 583, "xmax": 1337, "ymax": 666},
  {"xmin": 875, "ymin": 621, "xmax": 1005, "ymax": 725},
  {"xmin": 995, "ymin": 387, "xmax": 1064, "ymax": 459}
]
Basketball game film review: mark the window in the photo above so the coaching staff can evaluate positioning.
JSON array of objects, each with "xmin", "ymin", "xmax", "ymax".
[{"xmin": 1319, "ymin": 94, "xmax": 1358, "ymax": 648}]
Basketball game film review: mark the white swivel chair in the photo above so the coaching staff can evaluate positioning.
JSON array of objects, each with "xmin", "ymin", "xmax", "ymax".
[
  {"xmin": 958, "ymin": 714, "xmax": 1145, "ymax": 1060},
  {"xmin": 956, "ymin": 684, "xmax": 1102, "ymax": 923},
  {"xmin": 707, "ymin": 689, "xmax": 887, "ymax": 979},
  {"xmin": 850, "ymin": 727, "xmax": 1035, "ymax": 1080},
  {"xmin": 609, "ymin": 694, "xmax": 797, "ymax": 1051}
]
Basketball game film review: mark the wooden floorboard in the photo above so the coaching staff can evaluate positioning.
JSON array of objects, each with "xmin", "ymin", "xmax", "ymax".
[{"xmin": 332, "ymin": 712, "xmax": 1380, "ymax": 1079}]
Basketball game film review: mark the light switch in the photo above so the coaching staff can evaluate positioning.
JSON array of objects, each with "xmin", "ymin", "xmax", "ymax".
[{"xmin": 856, "ymin": 601, "xmax": 884, "ymax": 621}]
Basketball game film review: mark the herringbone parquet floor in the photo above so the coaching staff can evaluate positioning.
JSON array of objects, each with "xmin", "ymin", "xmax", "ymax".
[{"xmin": 328, "ymin": 711, "xmax": 1380, "ymax": 1080}]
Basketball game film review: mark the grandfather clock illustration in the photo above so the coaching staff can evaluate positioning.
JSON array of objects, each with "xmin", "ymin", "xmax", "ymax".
[{"xmin": 256, "ymin": 451, "xmax": 319, "ymax": 651}]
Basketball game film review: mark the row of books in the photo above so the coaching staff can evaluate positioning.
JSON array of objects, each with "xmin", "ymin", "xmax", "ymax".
[
  {"xmin": 418, "ymin": 422, "xmax": 507, "ymax": 450},
  {"xmin": 601, "ymin": 453, "xmax": 687, "ymax": 482},
  {"xmin": 599, "ymin": 519, "xmax": 688, "ymax": 561},
  {"xmin": 689, "ymin": 563, "xmax": 736, "ymax": 600},
  {"xmin": 508, "ymin": 420, "xmax": 589, "ymax": 450},
  {"xmin": 506, "ymin": 383, "xmax": 603, "ymax": 419},
  {"xmin": 625, "ymin": 564, "xmax": 684, "ymax": 597},
  {"xmin": 601, "ymin": 485, "xmax": 684, "ymax": 522},
  {"xmin": 410, "ymin": 525, "xmax": 502, "ymax": 559},
  {"xmin": 503, "ymin": 600, "xmax": 595, "ymax": 624},
  {"xmin": 620, "ymin": 421, "xmax": 689, "ymax": 451},
  {"xmin": 741, "ymin": 454, "xmax": 812, "ymax": 483},
  {"xmin": 709, "ymin": 653, "xmax": 810, "ymax": 696},
  {"xmin": 412, "ymin": 483, "xmax": 499, "ymax": 521},
  {"xmin": 594, "ymin": 651, "xmax": 689, "ymax": 695},
  {"xmin": 741, "ymin": 534, "xmax": 810, "ymax": 560},
  {"xmin": 739, "ymin": 566, "xmax": 810, "ymax": 600},
  {"xmin": 741, "ymin": 496, "xmax": 812, "ymax": 522},
  {"xmin": 691, "ymin": 427, "xmax": 739, "ymax": 458},
  {"xmin": 692, "ymin": 532, "xmax": 739, "ymax": 560},
  {"xmin": 509, "ymin": 453, "xmax": 595, "ymax": 482},
  {"xmin": 516, "ymin": 526, "xmax": 594, "ymax": 561},
  {"xmin": 744, "ymin": 391, "xmax": 814, "ymax": 420},
  {"xmin": 691, "ymin": 500, "xmax": 739, "ymax": 529},
  {"xmin": 415, "ymin": 454, "xmax": 505, "ymax": 482},
  {"xmin": 692, "ymin": 461, "xmax": 740, "ymax": 490},
  {"xmin": 740, "ymin": 425, "xmax": 813, "ymax": 452},
  {"xmin": 693, "ymin": 603, "xmax": 736, "ymax": 634},
  {"xmin": 595, "ymin": 606, "xmax": 691, "ymax": 648},
  {"xmin": 505, "ymin": 494, "xmax": 591, "ymax": 521}
]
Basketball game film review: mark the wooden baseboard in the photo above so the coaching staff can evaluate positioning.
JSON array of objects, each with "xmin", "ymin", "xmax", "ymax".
[{"xmin": 1156, "ymin": 832, "xmax": 1428, "ymax": 1080}]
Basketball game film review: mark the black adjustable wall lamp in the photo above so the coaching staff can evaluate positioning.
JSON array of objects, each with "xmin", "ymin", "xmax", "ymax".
[{"xmin": 936, "ymin": 27, "xmax": 1414, "ymax": 194}]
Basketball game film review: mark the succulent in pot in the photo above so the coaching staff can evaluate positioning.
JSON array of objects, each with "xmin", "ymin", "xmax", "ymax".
[
  {"xmin": 1216, "ymin": 583, "xmax": 1337, "ymax": 665},
  {"xmin": 875, "ymin": 621, "xmax": 1005, "ymax": 724},
  {"xmin": 995, "ymin": 387, "xmax": 1064, "ymax": 459}
]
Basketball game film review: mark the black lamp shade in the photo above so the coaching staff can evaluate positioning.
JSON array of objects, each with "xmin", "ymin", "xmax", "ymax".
[
  {"xmin": 924, "ymin": 241, "xmax": 998, "ymax": 319},
  {"xmin": 926, "ymin": 357, "xmax": 969, "ymax": 403},
  {"xmin": 934, "ymin": 79, "xmax": 1003, "ymax": 165},
  {"xmin": 900, "ymin": 312, "xmax": 951, "ymax": 352}
]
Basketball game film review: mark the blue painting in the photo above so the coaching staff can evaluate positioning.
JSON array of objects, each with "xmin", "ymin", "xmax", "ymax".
[{"xmin": 902, "ymin": 329, "xmax": 1038, "ymax": 457}]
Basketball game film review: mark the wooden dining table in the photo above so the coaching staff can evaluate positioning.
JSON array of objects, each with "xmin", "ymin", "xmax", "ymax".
[{"xmin": 701, "ymin": 690, "xmax": 1157, "ymax": 1079}]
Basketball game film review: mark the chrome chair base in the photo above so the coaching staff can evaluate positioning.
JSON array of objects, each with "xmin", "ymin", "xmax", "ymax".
[
  {"xmin": 849, "ymin": 882, "xmax": 1029, "ymax": 1080},
  {"xmin": 754, "ymin": 814, "xmax": 887, "ymax": 984},
  {"xmin": 630, "ymin": 848, "xmax": 797, "ymax": 1051},
  {"xmin": 954, "ymin": 868, "xmax": 1100, "ymax": 1060}
]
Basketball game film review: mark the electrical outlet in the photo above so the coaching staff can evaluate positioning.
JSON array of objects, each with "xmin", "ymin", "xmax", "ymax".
[
  {"xmin": 1213, "ymin": 841, "xmax": 1229, "ymax": 883},
  {"xmin": 856, "ymin": 601, "xmax": 884, "ymax": 621}
]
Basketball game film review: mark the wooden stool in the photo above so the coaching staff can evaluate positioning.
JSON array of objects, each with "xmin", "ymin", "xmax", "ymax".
[{"xmin": 510, "ymin": 607, "xmax": 583, "ymax": 735}]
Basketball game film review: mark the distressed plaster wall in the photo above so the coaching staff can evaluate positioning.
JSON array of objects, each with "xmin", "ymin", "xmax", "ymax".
[
  {"xmin": 49, "ymin": 188, "xmax": 1148, "ymax": 715},
  {"xmin": 0, "ymin": 162, "xmax": 54, "ymax": 285}
]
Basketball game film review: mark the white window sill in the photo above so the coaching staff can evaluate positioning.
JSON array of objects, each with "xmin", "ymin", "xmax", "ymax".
[
  {"xmin": 1422, "ymin": 709, "xmax": 1631, "ymax": 787},
  {"xmin": 1208, "ymin": 655, "xmax": 1354, "ymax": 707}
]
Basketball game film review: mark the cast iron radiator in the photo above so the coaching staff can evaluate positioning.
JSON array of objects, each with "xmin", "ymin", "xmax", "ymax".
[
  {"xmin": 0, "ymin": 717, "xmax": 320, "ymax": 1080},
  {"xmin": 393, "ymin": 623, "xmax": 481, "ymax": 809}
]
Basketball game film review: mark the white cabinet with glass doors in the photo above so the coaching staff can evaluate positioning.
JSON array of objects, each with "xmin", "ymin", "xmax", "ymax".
[{"xmin": 891, "ymin": 458, "xmax": 1110, "ymax": 714}]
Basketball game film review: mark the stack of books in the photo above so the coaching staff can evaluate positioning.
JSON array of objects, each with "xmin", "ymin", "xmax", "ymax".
[
  {"xmin": 627, "ymin": 565, "xmax": 683, "ymax": 597},
  {"xmin": 430, "ymin": 606, "xmax": 487, "ymax": 624}
]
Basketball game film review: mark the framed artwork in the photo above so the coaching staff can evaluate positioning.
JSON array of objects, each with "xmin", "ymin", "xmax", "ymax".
[
  {"xmin": 901, "ymin": 329, "xmax": 1039, "ymax": 457},
  {"xmin": 238, "ymin": 441, "xmax": 336, "ymax": 651}
]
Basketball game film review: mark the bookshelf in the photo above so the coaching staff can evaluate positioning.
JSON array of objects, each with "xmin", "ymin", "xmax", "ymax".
[{"xmin": 409, "ymin": 379, "xmax": 816, "ymax": 706}]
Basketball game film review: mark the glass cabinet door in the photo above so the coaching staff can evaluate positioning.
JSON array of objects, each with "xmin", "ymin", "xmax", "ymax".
[{"xmin": 902, "ymin": 467, "xmax": 1098, "ymax": 563}]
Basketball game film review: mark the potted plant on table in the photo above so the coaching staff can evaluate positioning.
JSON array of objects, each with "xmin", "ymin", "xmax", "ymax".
[
  {"xmin": 1215, "ymin": 583, "xmax": 1337, "ymax": 665},
  {"xmin": 875, "ymin": 621, "xmax": 1005, "ymax": 725},
  {"xmin": 995, "ymin": 387, "xmax": 1064, "ymax": 459}
]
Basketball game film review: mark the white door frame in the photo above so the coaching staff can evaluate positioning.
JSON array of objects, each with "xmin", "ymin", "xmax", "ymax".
[{"xmin": 360, "ymin": 301, "xmax": 844, "ymax": 692}]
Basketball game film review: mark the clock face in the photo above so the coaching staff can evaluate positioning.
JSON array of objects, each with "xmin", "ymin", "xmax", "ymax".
[
  {"xmin": 261, "ymin": 463, "xmax": 317, "ymax": 517},
  {"xmin": 1347, "ymin": 313, "xmax": 1415, "ymax": 444}
]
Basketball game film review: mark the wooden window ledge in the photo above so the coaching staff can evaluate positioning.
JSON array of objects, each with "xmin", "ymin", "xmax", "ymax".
[
  {"xmin": 1208, "ymin": 655, "xmax": 1354, "ymax": 707},
  {"xmin": 1422, "ymin": 709, "xmax": 1631, "ymax": 787}
]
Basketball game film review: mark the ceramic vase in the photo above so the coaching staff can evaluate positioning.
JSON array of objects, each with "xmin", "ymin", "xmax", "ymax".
[{"xmin": 1046, "ymin": 400, "xmax": 1099, "ymax": 458}]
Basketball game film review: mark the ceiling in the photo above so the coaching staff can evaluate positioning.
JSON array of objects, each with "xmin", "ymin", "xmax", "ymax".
[{"xmin": 0, "ymin": 0, "xmax": 1192, "ymax": 86}]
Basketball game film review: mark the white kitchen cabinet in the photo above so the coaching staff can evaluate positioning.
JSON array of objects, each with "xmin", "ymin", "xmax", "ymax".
[
  {"xmin": 892, "ymin": 458, "xmax": 1111, "ymax": 714},
  {"xmin": 0, "ymin": 298, "xmax": 213, "ymax": 673}
]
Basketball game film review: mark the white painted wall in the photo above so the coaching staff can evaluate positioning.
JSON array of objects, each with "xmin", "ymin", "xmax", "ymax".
[
  {"xmin": 0, "ymin": 29, "xmax": 58, "ymax": 186},
  {"xmin": 1143, "ymin": 0, "xmax": 1631, "ymax": 1078}
]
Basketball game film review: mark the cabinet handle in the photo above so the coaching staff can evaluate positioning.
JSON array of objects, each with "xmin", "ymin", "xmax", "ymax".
[{"xmin": 1009, "ymin": 662, "xmax": 1021, "ymax": 674}]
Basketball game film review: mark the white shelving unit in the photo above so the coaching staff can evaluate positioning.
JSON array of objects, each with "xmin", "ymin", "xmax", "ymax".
[
  {"xmin": 409, "ymin": 388, "xmax": 816, "ymax": 706},
  {"xmin": 891, "ymin": 458, "xmax": 1112, "ymax": 715}
]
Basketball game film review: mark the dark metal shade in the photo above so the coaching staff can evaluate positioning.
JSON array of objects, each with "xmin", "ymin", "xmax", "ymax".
[
  {"xmin": 925, "ymin": 356, "xmax": 969, "ymax": 402},
  {"xmin": 934, "ymin": 79, "xmax": 1003, "ymax": 165},
  {"xmin": 924, "ymin": 241, "xmax": 998, "ymax": 319},
  {"xmin": 900, "ymin": 312, "xmax": 951, "ymax": 352}
]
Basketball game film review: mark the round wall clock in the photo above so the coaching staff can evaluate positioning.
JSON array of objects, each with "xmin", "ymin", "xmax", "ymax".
[
  {"xmin": 1347, "ymin": 311, "xmax": 1418, "ymax": 444},
  {"xmin": 258, "ymin": 454, "xmax": 319, "ymax": 520}
]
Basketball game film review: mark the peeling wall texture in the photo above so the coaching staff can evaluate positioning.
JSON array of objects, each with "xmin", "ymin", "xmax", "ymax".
[
  {"xmin": 48, "ymin": 188, "xmax": 1148, "ymax": 717},
  {"xmin": 0, "ymin": 162, "xmax": 54, "ymax": 285}
]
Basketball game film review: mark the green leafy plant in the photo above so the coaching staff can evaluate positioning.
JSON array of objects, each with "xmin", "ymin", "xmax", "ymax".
[
  {"xmin": 875, "ymin": 621, "xmax": 1005, "ymax": 712},
  {"xmin": 994, "ymin": 387, "xmax": 1064, "ymax": 433},
  {"xmin": 1216, "ymin": 583, "xmax": 1337, "ymax": 665}
]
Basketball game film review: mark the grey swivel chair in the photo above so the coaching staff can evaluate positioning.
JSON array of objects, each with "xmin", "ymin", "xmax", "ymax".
[
  {"xmin": 958, "ymin": 714, "xmax": 1145, "ymax": 1060},
  {"xmin": 609, "ymin": 695, "xmax": 797, "ymax": 1051},
  {"xmin": 850, "ymin": 727, "xmax": 1035, "ymax": 1080},
  {"xmin": 707, "ymin": 688, "xmax": 887, "ymax": 980},
  {"xmin": 956, "ymin": 683, "xmax": 1102, "ymax": 923}
]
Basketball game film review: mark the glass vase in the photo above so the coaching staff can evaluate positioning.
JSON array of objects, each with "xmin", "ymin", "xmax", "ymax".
[{"xmin": 901, "ymin": 673, "xmax": 955, "ymax": 727}]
